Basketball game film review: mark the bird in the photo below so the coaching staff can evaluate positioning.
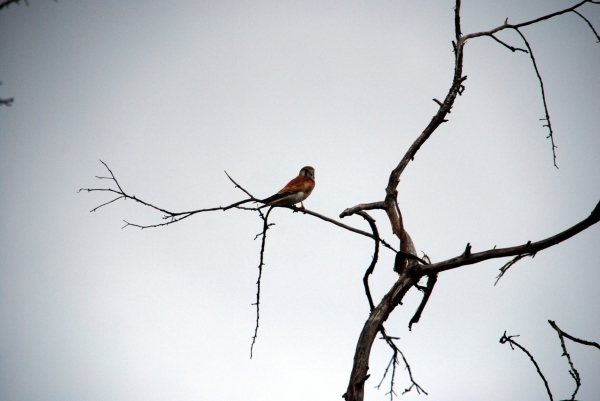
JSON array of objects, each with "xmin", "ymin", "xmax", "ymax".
[{"xmin": 260, "ymin": 166, "xmax": 315, "ymax": 210}]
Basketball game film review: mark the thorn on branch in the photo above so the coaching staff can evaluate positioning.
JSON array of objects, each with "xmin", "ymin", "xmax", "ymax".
[{"xmin": 463, "ymin": 242, "xmax": 471, "ymax": 258}]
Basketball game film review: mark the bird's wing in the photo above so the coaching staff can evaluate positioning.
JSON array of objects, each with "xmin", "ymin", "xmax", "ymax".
[
  {"xmin": 261, "ymin": 191, "xmax": 297, "ymax": 204},
  {"xmin": 261, "ymin": 176, "xmax": 314, "ymax": 204},
  {"xmin": 277, "ymin": 176, "xmax": 314, "ymax": 194}
]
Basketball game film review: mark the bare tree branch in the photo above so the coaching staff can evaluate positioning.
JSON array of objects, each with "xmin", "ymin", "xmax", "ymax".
[
  {"xmin": 225, "ymin": 170, "xmax": 256, "ymax": 199},
  {"xmin": 488, "ymin": 34, "xmax": 528, "ymax": 53},
  {"xmin": 0, "ymin": 0, "xmax": 25, "ymax": 11},
  {"xmin": 343, "ymin": 1, "xmax": 600, "ymax": 398},
  {"xmin": 79, "ymin": 160, "xmax": 257, "ymax": 229},
  {"xmin": 548, "ymin": 320, "xmax": 581, "ymax": 400},
  {"xmin": 344, "ymin": 271, "xmax": 418, "ymax": 401},
  {"xmin": 339, "ymin": 202, "xmax": 386, "ymax": 218},
  {"xmin": 357, "ymin": 211, "xmax": 380, "ymax": 311},
  {"xmin": 421, "ymin": 200, "xmax": 600, "ymax": 276},
  {"xmin": 408, "ymin": 273, "xmax": 438, "ymax": 331},
  {"xmin": 572, "ymin": 10, "xmax": 600, "ymax": 42},
  {"xmin": 81, "ymin": 161, "xmax": 396, "ymax": 244},
  {"xmin": 250, "ymin": 207, "xmax": 274, "ymax": 358},
  {"xmin": 462, "ymin": 1, "xmax": 594, "ymax": 41},
  {"xmin": 495, "ymin": 251, "xmax": 534, "ymax": 285},
  {"xmin": 514, "ymin": 27, "xmax": 558, "ymax": 168},
  {"xmin": 548, "ymin": 320, "xmax": 600, "ymax": 351},
  {"xmin": 374, "ymin": 326, "xmax": 427, "ymax": 399},
  {"xmin": 500, "ymin": 331, "xmax": 554, "ymax": 401}
]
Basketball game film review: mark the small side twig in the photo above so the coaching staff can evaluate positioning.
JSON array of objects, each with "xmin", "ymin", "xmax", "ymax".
[
  {"xmin": 572, "ymin": 10, "xmax": 600, "ymax": 42},
  {"xmin": 408, "ymin": 273, "xmax": 438, "ymax": 330},
  {"xmin": 547, "ymin": 320, "xmax": 582, "ymax": 400},
  {"xmin": 495, "ymin": 248, "xmax": 535, "ymax": 285},
  {"xmin": 0, "ymin": 0, "xmax": 25, "ymax": 11},
  {"xmin": 250, "ymin": 206, "xmax": 274, "ymax": 359},
  {"xmin": 548, "ymin": 320, "xmax": 600, "ymax": 350},
  {"xmin": 488, "ymin": 33, "xmax": 528, "ymax": 52},
  {"xmin": 514, "ymin": 27, "xmax": 558, "ymax": 168},
  {"xmin": 375, "ymin": 326, "xmax": 427, "ymax": 399},
  {"xmin": 356, "ymin": 211, "xmax": 380, "ymax": 311},
  {"xmin": 500, "ymin": 331, "xmax": 553, "ymax": 401}
]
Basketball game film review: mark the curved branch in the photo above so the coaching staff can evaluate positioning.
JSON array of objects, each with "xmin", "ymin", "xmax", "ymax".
[
  {"xmin": 488, "ymin": 34, "xmax": 528, "ymax": 53},
  {"xmin": 548, "ymin": 320, "xmax": 600, "ymax": 350},
  {"xmin": 340, "ymin": 202, "xmax": 386, "ymax": 218},
  {"xmin": 548, "ymin": 320, "xmax": 581, "ymax": 400},
  {"xmin": 500, "ymin": 331, "xmax": 554, "ymax": 401},
  {"xmin": 421, "ymin": 200, "xmax": 600, "ymax": 276},
  {"xmin": 357, "ymin": 211, "xmax": 380, "ymax": 311},
  {"xmin": 572, "ymin": 10, "xmax": 600, "ymax": 42},
  {"xmin": 514, "ymin": 27, "xmax": 558, "ymax": 168},
  {"xmin": 0, "ymin": 0, "xmax": 25, "ymax": 11}
]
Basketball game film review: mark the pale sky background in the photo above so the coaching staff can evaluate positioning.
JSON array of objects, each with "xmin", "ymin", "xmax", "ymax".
[{"xmin": 1, "ymin": 1, "xmax": 599, "ymax": 400}]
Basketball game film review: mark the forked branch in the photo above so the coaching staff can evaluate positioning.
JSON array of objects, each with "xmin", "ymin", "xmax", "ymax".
[{"xmin": 500, "ymin": 331, "xmax": 554, "ymax": 401}]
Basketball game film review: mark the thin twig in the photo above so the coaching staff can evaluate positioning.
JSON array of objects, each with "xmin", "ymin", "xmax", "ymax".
[
  {"xmin": 375, "ymin": 326, "xmax": 427, "ymax": 399},
  {"xmin": 514, "ymin": 28, "xmax": 558, "ymax": 168},
  {"xmin": 340, "ymin": 202, "xmax": 386, "ymax": 218},
  {"xmin": 225, "ymin": 170, "xmax": 256, "ymax": 198},
  {"xmin": 285, "ymin": 204, "xmax": 399, "ymax": 253},
  {"xmin": 408, "ymin": 273, "xmax": 438, "ymax": 330},
  {"xmin": 495, "ymin": 251, "xmax": 535, "ymax": 285},
  {"xmin": 572, "ymin": 9, "xmax": 600, "ymax": 42},
  {"xmin": 500, "ymin": 331, "xmax": 553, "ymax": 401},
  {"xmin": 462, "ymin": 1, "xmax": 594, "ymax": 41},
  {"xmin": 548, "ymin": 321, "xmax": 581, "ymax": 400},
  {"xmin": 548, "ymin": 320, "xmax": 600, "ymax": 350},
  {"xmin": 250, "ymin": 206, "xmax": 273, "ymax": 358},
  {"xmin": 356, "ymin": 211, "xmax": 380, "ymax": 311},
  {"xmin": 488, "ymin": 34, "xmax": 528, "ymax": 52}
]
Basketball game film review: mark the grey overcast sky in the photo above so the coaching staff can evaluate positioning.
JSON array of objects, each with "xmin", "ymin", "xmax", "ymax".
[{"xmin": 1, "ymin": 1, "xmax": 599, "ymax": 400}]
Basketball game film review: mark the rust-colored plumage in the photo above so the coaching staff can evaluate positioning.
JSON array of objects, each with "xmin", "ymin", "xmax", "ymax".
[{"xmin": 261, "ymin": 166, "xmax": 315, "ymax": 210}]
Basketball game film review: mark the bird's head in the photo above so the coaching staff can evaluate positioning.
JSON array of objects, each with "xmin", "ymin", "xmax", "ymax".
[{"xmin": 300, "ymin": 166, "xmax": 315, "ymax": 180}]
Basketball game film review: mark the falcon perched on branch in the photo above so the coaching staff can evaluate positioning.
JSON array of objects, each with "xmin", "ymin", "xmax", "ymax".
[{"xmin": 260, "ymin": 166, "xmax": 315, "ymax": 210}]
